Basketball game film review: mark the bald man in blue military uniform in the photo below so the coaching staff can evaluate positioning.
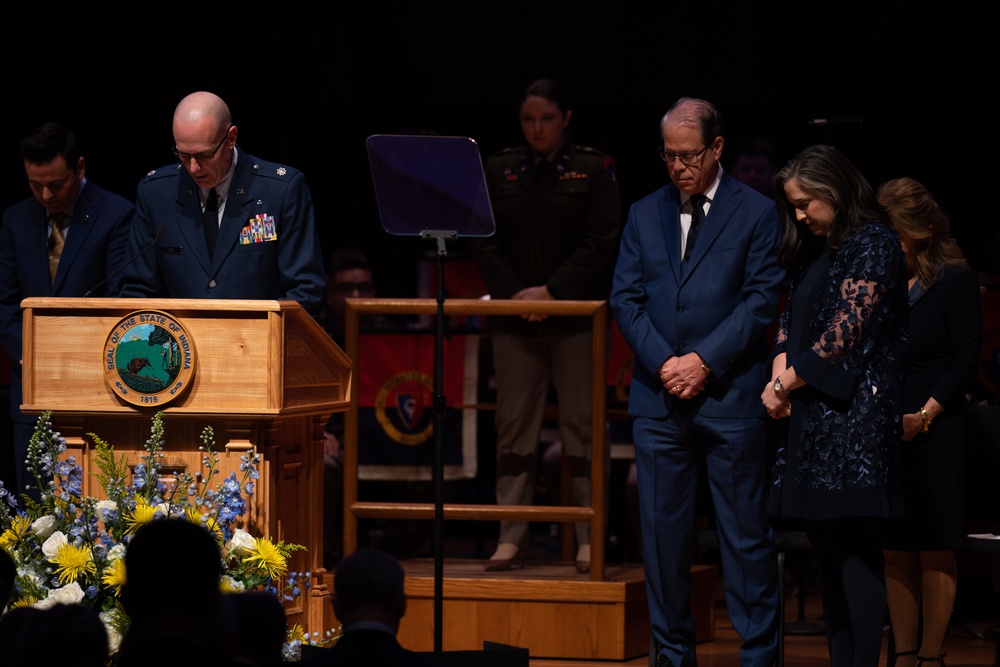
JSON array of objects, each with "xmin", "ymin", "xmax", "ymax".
[{"xmin": 119, "ymin": 91, "xmax": 324, "ymax": 315}]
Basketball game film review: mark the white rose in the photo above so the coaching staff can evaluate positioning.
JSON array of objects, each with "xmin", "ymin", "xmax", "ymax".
[
  {"xmin": 154, "ymin": 502, "xmax": 174, "ymax": 518},
  {"xmin": 31, "ymin": 515, "xmax": 57, "ymax": 539},
  {"xmin": 95, "ymin": 500, "xmax": 118, "ymax": 518},
  {"xmin": 226, "ymin": 529, "xmax": 256, "ymax": 557},
  {"xmin": 41, "ymin": 531, "xmax": 68, "ymax": 561},
  {"xmin": 34, "ymin": 581, "xmax": 85, "ymax": 609},
  {"xmin": 107, "ymin": 543, "xmax": 127, "ymax": 561},
  {"xmin": 100, "ymin": 613, "xmax": 122, "ymax": 655}
]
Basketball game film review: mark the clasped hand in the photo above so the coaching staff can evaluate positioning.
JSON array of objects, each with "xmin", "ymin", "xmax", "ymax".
[
  {"xmin": 760, "ymin": 383, "xmax": 791, "ymax": 419},
  {"xmin": 659, "ymin": 353, "xmax": 708, "ymax": 399},
  {"xmin": 512, "ymin": 285, "xmax": 553, "ymax": 322}
]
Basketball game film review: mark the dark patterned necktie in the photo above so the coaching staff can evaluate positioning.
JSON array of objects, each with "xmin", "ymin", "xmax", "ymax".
[
  {"xmin": 203, "ymin": 188, "xmax": 219, "ymax": 256},
  {"xmin": 48, "ymin": 213, "xmax": 68, "ymax": 284},
  {"xmin": 683, "ymin": 193, "xmax": 707, "ymax": 262}
]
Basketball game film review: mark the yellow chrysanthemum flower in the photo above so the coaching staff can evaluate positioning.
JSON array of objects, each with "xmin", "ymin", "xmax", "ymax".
[
  {"xmin": 184, "ymin": 507, "xmax": 224, "ymax": 540},
  {"xmin": 125, "ymin": 498, "xmax": 158, "ymax": 534},
  {"xmin": 9, "ymin": 596, "xmax": 36, "ymax": 609},
  {"xmin": 0, "ymin": 515, "xmax": 32, "ymax": 549},
  {"xmin": 53, "ymin": 543, "xmax": 97, "ymax": 585},
  {"xmin": 242, "ymin": 537, "xmax": 287, "ymax": 579},
  {"xmin": 101, "ymin": 557, "xmax": 128, "ymax": 596},
  {"xmin": 287, "ymin": 624, "xmax": 307, "ymax": 643}
]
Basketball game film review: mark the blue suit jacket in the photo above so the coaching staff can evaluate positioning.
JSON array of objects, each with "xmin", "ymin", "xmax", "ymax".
[
  {"xmin": 0, "ymin": 181, "xmax": 134, "ymax": 420},
  {"xmin": 610, "ymin": 172, "xmax": 784, "ymax": 419},
  {"xmin": 119, "ymin": 148, "xmax": 325, "ymax": 316}
]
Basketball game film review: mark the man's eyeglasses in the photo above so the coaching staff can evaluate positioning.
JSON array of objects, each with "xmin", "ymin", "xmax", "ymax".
[
  {"xmin": 172, "ymin": 125, "xmax": 233, "ymax": 163},
  {"xmin": 658, "ymin": 142, "xmax": 712, "ymax": 166},
  {"xmin": 332, "ymin": 281, "xmax": 375, "ymax": 295}
]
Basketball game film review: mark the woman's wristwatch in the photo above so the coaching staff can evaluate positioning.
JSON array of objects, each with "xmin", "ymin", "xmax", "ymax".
[{"xmin": 773, "ymin": 377, "xmax": 790, "ymax": 397}]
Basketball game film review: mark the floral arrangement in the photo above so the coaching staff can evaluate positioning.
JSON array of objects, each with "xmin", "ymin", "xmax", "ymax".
[{"xmin": 0, "ymin": 411, "xmax": 340, "ymax": 661}]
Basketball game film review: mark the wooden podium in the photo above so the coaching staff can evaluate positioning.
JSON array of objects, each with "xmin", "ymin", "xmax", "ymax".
[{"xmin": 19, "ymin": 297, "xmax": 352, "ymax": 633}]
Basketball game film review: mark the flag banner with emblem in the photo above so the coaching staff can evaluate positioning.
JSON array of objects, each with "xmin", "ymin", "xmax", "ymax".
[
  {"xmin": 606, "ymin": 320, "xmax": 635, "ymax": 449},
  {"xmin": 357, "ymin": 332, "xmax": 479, "ymax": 481},
  {"xmin": 607, "ymin": 320, "xmax": 633, "ymax": 405}
]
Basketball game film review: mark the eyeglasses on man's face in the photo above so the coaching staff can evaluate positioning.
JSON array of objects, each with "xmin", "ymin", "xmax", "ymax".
[
  {"xmin": 658, "ymin": 142, "xmax": 712, "ymax": 166},
  {"xmin": 172, "ymin": 125, "xmax": 233, "ymax": 163}
]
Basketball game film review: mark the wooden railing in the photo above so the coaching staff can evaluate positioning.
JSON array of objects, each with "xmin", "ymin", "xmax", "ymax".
[{"xmin": 341, "ymin": 298, "xmax": 610, "ymax": 581}]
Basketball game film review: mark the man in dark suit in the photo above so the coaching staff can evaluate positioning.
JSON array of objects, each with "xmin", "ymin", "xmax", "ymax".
[
  {"xmin": 610, "ymin": 98, "xmax": 783, "ymax": 667},
  {"xmin": 119, "ymin": 91, "xmax": 325, "ymax": 316},
  {"xmin": 299, "ymin": 547, "xmax": 447, "ymax": 667},
  {"xmin": 0, "ymin": 122, "xmax": 134, "ymax": 500}
]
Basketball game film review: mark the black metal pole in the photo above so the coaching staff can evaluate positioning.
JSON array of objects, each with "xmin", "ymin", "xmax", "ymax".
[
  {"xmin": 433, "ymin": 247, "xmax": 446, "ymax": 652},
  {"xmin": 421, "ymin": 230, "xmax": 454, "ymax": 653}
]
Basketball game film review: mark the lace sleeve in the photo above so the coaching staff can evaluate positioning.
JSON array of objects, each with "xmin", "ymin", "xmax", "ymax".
[
  {"xmin": 812, "ymin": 226, "xmax": 902, "ymax": 362},
  {"xmin": 814, "ymin": 277, "xmax": 884, "ymax": 361}
]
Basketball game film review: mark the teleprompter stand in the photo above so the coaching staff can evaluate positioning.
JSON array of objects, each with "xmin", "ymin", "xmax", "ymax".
[{"xmin": 366, "ymin": 134, "xmax": 495, "ymax": 651}]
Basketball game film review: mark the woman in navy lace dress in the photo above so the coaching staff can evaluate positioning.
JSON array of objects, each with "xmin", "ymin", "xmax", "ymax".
[
  {"xmin": 878, "ymin": 177, "xmax": 982, "ymax": 667},
  {"xmin": 761, "ymin": 144, "xmax": 909, "ymax": 667}
]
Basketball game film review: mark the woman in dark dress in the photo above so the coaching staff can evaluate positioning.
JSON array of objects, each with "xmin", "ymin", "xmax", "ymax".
[
  {"xmin": 878, "ymin": 177, "xmax": 983, "ymax": 667},
  {"xmin": 761, "ymin": 144, "xmax": 909, "ymax": 667}
]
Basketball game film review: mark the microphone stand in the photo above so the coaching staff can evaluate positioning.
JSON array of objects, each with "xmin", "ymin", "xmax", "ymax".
[
  {"xmin": 419, "ymin": 228, "xmax": 457, "ymax": 653},
  {"xmin": 365, "ymin": 132, "xmax": 496, "ymax": 653}
]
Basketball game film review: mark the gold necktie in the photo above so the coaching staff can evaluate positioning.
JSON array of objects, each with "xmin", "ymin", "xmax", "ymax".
[{"xmin": 48, "ymin": 214, "xmax": 67, "ymax": 284}]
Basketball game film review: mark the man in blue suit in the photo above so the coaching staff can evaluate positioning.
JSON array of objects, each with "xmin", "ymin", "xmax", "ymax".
[
  {"xmin": 610, "ymin": 98, "xmax": 784, "ymax": 667},
  {"xmin": 0, "ymin": 122, "xmax": 134, "ymax": 499},
  {"xmin": 119, "ymin": 91, "xmax": 325, "ymax": 316}
]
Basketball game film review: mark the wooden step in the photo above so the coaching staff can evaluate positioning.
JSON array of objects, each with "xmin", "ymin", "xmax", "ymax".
[{"xmin": 322, "ymin": 559, "xmax": 717, "ymax": 661}]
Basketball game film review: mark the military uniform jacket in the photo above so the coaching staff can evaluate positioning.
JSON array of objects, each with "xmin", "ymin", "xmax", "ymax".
[
  {"xmin": 471, "ymin": 141, "xmax": 621, "ymax": 336},
  {"xmin": 119, "ymin": 148, "xmax": 325, "ymax": 316}
]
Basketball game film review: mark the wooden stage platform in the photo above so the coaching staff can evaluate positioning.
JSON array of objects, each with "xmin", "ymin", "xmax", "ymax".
[{"xmin": 323, "ymin": 558, "xmax": 718, "ymax": 662}]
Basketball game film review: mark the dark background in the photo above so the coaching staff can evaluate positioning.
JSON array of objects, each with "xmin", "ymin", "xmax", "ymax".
[{"xmin": 3, "ymin": 2, "xmax": 997, "ymax": 296}]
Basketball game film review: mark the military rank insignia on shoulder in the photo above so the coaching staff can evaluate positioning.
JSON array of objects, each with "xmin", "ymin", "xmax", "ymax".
[
  {"xmin": 253, "ymin": 162, "xmax": 296, "ymax": 180},
  {"xmin": 144, "ymin": 164, "xmax": 183, "ymax": 180}
]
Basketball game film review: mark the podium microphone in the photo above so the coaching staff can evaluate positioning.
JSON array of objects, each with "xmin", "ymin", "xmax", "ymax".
[{"xmin": 84, "ymin": 225, "xmax": 165, "ymax": 298}]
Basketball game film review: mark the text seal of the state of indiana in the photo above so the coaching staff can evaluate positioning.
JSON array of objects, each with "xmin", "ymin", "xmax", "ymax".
[
  {"xmin": 103, "ymin": 310, "xmax": 196, "ymax": 407},
  {"xmin": 374, "ymin": 370, "xmax": 435, "ymax": 446}
]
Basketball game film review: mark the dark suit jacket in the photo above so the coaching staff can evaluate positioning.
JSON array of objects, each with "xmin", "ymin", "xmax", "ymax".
[
  {"xmin": 610, "ymin": 171, "xmax": 784, "ymax": 419},
  {"xmin": 0, "ymin": 181, "xmax": 134, "ymax": 421},
  {"xmin": 299, "ymin": 629, "xmax": 449, "ymax": 667},
  {"xmin": 119, "ymin": 148, "xmax": 325, "ymax": 316}
]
